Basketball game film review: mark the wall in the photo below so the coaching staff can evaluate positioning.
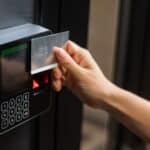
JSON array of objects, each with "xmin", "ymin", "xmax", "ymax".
[{"xmin": 81, "ymin": 0, "xmax": 119, "ymax": 149}]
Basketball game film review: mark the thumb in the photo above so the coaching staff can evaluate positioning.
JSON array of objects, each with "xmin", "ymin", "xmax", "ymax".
[{"xmin": 53, "ymin": 47, "xmax": 82, "ymax": 76}]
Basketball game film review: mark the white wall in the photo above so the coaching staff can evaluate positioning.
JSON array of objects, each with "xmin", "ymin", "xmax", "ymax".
[{"xmin": 88, "ymin": 0, "xmax": 119, "ymax": 80}]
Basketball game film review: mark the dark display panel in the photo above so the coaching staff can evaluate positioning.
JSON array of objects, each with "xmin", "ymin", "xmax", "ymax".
[{"xmin": 1, "ymin": 43, "xmax": 30, "ymax": 96}]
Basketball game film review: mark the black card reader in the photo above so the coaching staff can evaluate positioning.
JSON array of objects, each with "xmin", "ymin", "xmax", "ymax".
[{"xmin": 0, "ymin": 24, "xmax": 69, "ymax": 134}]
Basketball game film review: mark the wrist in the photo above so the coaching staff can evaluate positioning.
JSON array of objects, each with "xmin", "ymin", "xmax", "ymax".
[
  {"xmin": 99, "ymin": 80, "xmax": 119, "ymax": 107},
  {"xmin": 103, "ymin": 79, "xmax": 115, "ymax": 98}
]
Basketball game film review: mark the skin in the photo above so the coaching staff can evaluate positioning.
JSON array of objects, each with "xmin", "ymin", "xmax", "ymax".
[{"xmin": 51, "ymin": 40, "xmax": 150, "ymax": 142}]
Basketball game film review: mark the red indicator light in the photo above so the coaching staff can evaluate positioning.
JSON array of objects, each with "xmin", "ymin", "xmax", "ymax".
[
  {"xmin": 44, "ymin": 74, "xmax": 49, "ymax": 84},
  {"xmin": 32, "ymin": 80, "xmax": 40, "ymax": 89}
]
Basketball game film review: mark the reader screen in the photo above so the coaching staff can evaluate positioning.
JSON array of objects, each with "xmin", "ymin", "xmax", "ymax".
[{"xmin": 1, "ymin": 43, "xmax": 29, "ymax": 96}]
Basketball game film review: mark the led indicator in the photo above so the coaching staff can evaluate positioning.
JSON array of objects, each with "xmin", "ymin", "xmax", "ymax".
[{"xmin": 32, "ymin": 80, "xmax": 40, "ymax": 89}]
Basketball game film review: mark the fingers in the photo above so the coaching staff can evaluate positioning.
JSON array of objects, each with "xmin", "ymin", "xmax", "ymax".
[
  {"xmin": 53, "ymin": 47, "xmax": 83, "ymax": 77},
  {"xmin": 64, "ymin": 40, "xmax": 80, "ymax": 56},
  {"xmin": 44, "ymin": 54, "xmax": 55, "ymax": 65},
  {"xmin": 52, "ymin": 68, "xmax": 62, "ymax": 80},
  {"xmin": 52, "ymin": 67, "xmax": 63, "ymax": 91},
  {"xmin": 52, "ymin": 80, "xmax": 62, "ymax": 92},
  {"xmin": 64, "ymin": 41, "xmax": 93, "ymax": 67}
]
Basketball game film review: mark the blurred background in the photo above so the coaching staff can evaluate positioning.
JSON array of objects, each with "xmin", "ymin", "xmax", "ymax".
[{"xmin": 81, "ymin": 0, "xmax": 119, "ymax": 149}]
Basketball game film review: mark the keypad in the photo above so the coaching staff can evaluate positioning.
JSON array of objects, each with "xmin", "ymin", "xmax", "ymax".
[{"xmin": 0, "ymin": 92, "xmax": 30, "ymax": 130}]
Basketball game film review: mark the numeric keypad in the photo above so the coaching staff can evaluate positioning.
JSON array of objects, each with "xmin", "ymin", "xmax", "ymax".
[{"xmin": 0, "ymin": 92, "xmax": 30, "ymax": 130}]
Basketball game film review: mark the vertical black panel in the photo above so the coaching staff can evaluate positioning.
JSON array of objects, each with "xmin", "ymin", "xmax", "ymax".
[
  {"xmin": 38, "ymin": 0, "xmax": 60, "ymax": 150},
  {"xmin": 59, "ymin": 0, "xmax": 90, "ymax": 46},
  {"xmin": 0, "ymin": 121, "xmax": 37, "ymax": 150},
  {"xmin": 39, "ymin": 0, "xmax": 89, "ymax": 149},
  {"xmin": 140, "ymin": 5, "xmax": 150, "ymax": 99},
  {"xmin": 55, "ymin": 0, "xmax": 90, "ymax": 150},
  {"xmin": 56, "ymin": 89, "xmax": 82, "ymax": 150},
  {"xmin": 38, "ymin": 92, "xmax": 56, "ymax": 150},
  {"xmin": 40, "ymin": 0, "xmax": 60, "ymax": 32}
]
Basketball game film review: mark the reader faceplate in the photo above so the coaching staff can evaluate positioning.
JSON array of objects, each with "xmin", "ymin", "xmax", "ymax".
[{"xmin": 0, "ymin": 24, "xmax": 51, "ymax": 135}]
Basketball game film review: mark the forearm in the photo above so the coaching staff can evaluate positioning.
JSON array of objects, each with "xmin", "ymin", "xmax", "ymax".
[{"xmin": 102, "ymin": 83, "xmax": 150, "ymax": 141}]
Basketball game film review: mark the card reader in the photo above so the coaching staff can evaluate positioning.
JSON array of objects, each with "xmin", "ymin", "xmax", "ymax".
[{"xmin": 0, "ymin": 24, "xmax": 69, "ymax": 134}]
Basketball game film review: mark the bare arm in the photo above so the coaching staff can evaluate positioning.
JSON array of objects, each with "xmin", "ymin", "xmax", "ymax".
[
  {"xmin": 102, "ymin": 84, "xmax": 150, "ymax": 141},
  {"xmin": 52, "ymin": 41, "xmax": 150, "ymax": 142}
]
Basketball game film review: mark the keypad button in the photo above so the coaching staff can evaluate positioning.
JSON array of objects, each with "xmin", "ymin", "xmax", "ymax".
[
  {"xmin": 23, "ymin": 92, "xmax": 30, "ymax": 101},
  {"xmin": 9, "ymin": 116, "xmax": 15, "ymax": 126},
  {"xmin": 16, "ymin": 105, "xmax": 22, "ymax": 113},
  {"xmin": 16, "ymin": 113, "xmax": 22, "ymax": 122},
  {"xmin": 9, "ymin": 108, "xmax": 15, "ymax": 116},
  {"xmin": 1, "ymin": 102, "xmax": 8, "ymax": 111},
  {"xmin": 16, "ymin": 95, "xmax": 23, "ymax": 105},
  {"xmin": 23, "ymin": 102, "xmax": 29, "ymax": 110},
  {"xmin": 1, "ymin": 119, "xmax": 8, "ymax": 129},
  {"xmin": 9, "ymin": 98, "xmax": 15, "ymax": 108},
  {"xmin": 1, "ymin": 111, "xmax": 8, "ymax": 119},
  {"xmin": 23, "ymin": 110, "xmax": 30, "ymax": 119}
]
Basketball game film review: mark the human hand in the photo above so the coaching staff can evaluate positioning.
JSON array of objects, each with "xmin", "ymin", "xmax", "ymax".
[{"xmin": 52, "ymin": 41, "xmax": 114, "ymax": 108}]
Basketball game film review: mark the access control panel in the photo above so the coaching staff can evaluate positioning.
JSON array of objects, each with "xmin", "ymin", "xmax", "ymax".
[{"xmin": 0, "ymin": 24, "xmax": 69, "ymax": 134}]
